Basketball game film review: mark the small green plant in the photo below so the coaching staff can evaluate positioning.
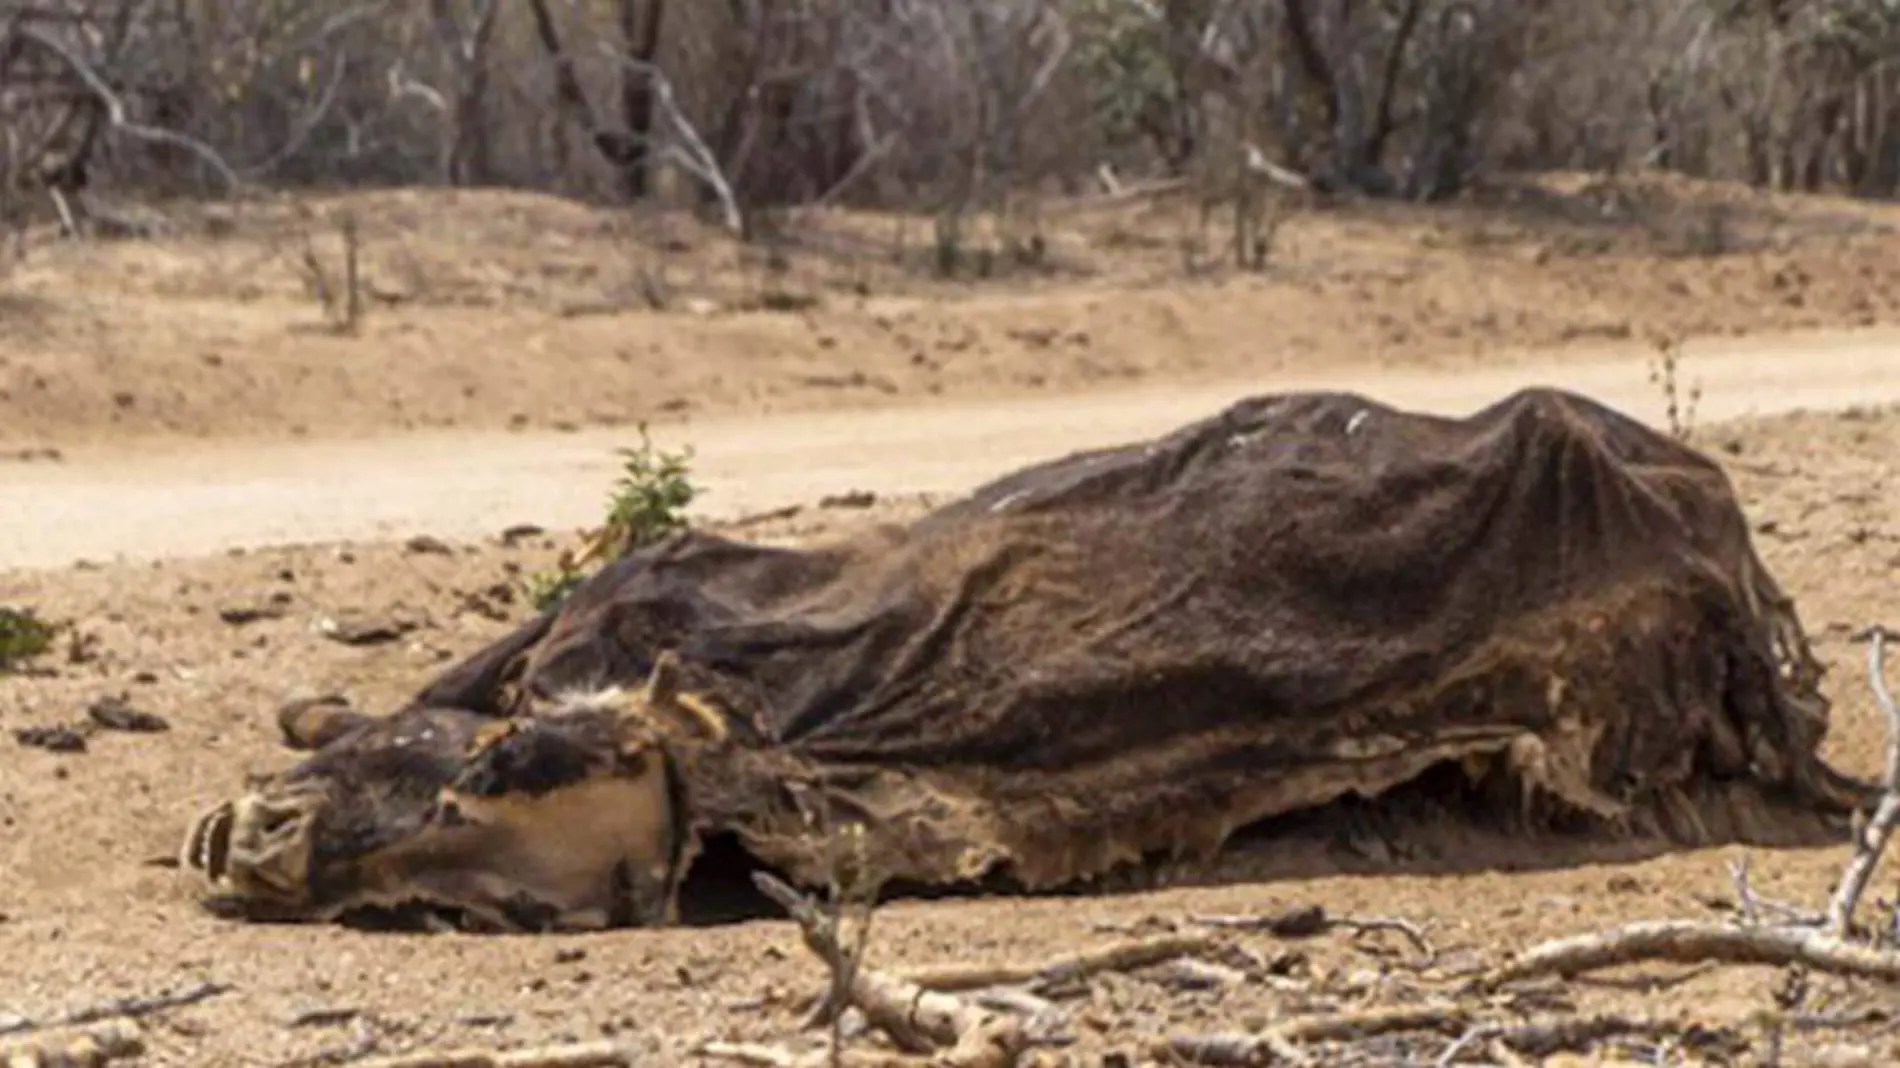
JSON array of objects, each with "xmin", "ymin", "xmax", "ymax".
[
  {"xmin": 602, "ymin": 425, "xmax": 698, "ymax": 548},
  {"xmin": 525, "ymin": 424, "xmax": 699, "ymax": 612},
  {"xmin": 525, "ymin": 569, "xmax": 584, "ymax": 613},
  {"xmin": 0, "ymin": 606, "xmax": 56, "ymax": 674}
]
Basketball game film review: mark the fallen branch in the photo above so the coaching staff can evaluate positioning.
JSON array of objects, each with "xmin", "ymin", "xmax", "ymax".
[
  {"xmin": 898, "ymin": 932, "xmax": 1216, "ymax": 993},
  {"xmin": 752, "ymin": 872, "xmax": 1026, "ymax": 1068},
  {"xmin": 1485, "ymin": 1012, "xmax": 1740, "ymax": 1058},
  {"xmin": 1161, "ymin": 1001, "xmax": 1471, "ymax": 1065},
  {"xmin": 340, "ymin": 1042, "xmax": 629, "ymax": 1068},
  {"xmin": 0, "ymin": 1019, "xmax": 143, "ymax": 1067},
  {"xmin": 0, "ymin": 981, "xmax": 232, "ymax": 1036},
  {"xmin": 699, "ymin": 1040, "xmax": 1027, "ymax": 1068},
  {"xmin": 1162, "ymin": 1006, "xmax": 1739, "ymax": 1066},
  {"xmin": 1159, "ymin": 1029, "xmax": 1309, "ymax": 1066},
  {"xmin": 1479, "ymin": 919, "xmax": 1900, "ymax": 988},
  {"xmin": 1828, "ymin": 626, "xmax": 1899, "ymax": 937}
]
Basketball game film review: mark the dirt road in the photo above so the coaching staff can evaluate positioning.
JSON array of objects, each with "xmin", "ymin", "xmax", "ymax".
[{"xmin": 4, "ymin": 325, "xmax": 1899, "ymax": 571}]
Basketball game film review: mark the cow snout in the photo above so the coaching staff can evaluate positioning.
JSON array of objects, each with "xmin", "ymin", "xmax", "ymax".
[{"xmin": 181, "ymin": 783, "xmax": 326, "ymax": 911}]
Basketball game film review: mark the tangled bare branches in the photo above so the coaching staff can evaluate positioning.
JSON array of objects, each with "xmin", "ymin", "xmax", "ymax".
[{"xmin": 2, "ymin": 0, "xmax": 1899, "ymax": 233}]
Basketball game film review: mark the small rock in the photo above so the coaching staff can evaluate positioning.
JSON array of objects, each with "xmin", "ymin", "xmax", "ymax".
[
  {"xmin": 554, "ymin": 947, "xmax": 587, "ymax": 964},
  {"xmin": 315, "ymin": 612, "xmax": 417, "ymax": 647},
  {"xmin": 13, "ymin": 725, "xmax": 87, "ymax": 753},
  {"xmin": 218, "ymin": 598, "xmax": 288, "ymax": 625},
  {"xmin": 404, "ymin": 534, "xmax": 454, "ymax": 556},
  {"xmin": 285, "ymin": 1006, "xmax": 360, "ymax": 1029},
  {"xmin": 86, "ymin": 695, "xmax": 170, "ymax": 733},
  {"xmin": 499, "ymin": 524, "xmax": 545, "ymax": 547},
  {"xmin": 819, "ymin": 490, "xmax": 877, "ymax": 510}
]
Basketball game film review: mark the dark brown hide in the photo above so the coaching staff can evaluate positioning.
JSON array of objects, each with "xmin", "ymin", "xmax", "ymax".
[{"xmin": 415, "ymin": 387, "xmax": 1870, "ymax": 894}]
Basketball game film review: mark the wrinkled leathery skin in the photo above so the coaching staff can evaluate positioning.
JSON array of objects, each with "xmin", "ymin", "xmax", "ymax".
[
  {"xmin": 180, "ymin": 655, "xmax": 718, "ymax": 932},
  {"xmin": 182, "ymin": 389, "xmax": 1880, "ymax": 931}
]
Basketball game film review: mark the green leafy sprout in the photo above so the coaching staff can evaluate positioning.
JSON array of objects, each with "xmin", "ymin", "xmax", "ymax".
[{"xmin": 526, "ymin": 423, "xmax": 699, "ymax": 612}]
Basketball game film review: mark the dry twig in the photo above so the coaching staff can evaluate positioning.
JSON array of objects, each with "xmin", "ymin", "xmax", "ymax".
[
  {"xmin": 0, "ymin": 1019, "xmax": 143, "ymax": 1068},
  {"xmin": 1164, "ymin": 1005, "xmax": 1738, "ymax": 1066},
  {"xmin": 0, "ymin": 981, "xmax": 231, "ymax": 1036},
  {"xmin": 338, "ymin": 1042, "xmax": 630, "ymax": 1068},
  {"xmin": 1480, "ymin": 917, "xmax": 1900, "ymax": 988},
  {"xmin": 898, "ymin": 933, "xmax": 1216, "ymax": 993},
  {"xmin": 1827, "ymin": 626, "xmax": 1899, "ymax": 937},
  {"xmin": 0, "ymin": 1010, "xmax": 141, "ymax": 1064},
  {"xmin": 1160, "ymin": 1002, "xmax": 1469, "ymax": 1066},
  {"xmin": 749, "ymin": 872, "xmax": 1026, "ymax": 1068}
]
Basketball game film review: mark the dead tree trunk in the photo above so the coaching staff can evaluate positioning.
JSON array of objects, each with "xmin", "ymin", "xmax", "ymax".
[
  {"xmin": 431, "ymin": 0, "xmax": 502, "ymax": 186},
  {"xmin": 616, "ymin": 0, "xmax": 666, "ymax": 199}
]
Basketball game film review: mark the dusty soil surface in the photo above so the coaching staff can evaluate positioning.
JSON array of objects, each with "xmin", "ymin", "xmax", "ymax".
[
  {"xmin": 3, "ymin": 171, "xmax": 1900, "ymax": 450},
  {"xmin": 4, "ymin": 177, "xmax": 1900, "ymax": 1067},
  {"xmin": 6, "ymin": 326, "xmax": 1900, "ymax": 571}
]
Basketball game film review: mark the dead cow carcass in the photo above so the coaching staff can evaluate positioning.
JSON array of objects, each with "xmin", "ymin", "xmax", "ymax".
[{"xmin": 180, "ymin": 387, "xmax": 1871, "ymax": 932}]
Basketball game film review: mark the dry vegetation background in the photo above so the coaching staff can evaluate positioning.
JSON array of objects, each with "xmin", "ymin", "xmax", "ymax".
[
  {"xmin": 11, "ymin": 0, "xmax": 1900, "ymax": 218},
  {"xmin": 9, "ymin": 0, "xmax": 1900, "ymax": 249}
]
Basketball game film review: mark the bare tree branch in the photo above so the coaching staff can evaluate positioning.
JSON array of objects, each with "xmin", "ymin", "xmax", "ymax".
[
  {"xmin": 243, "ymin": 53, "xmax": 351, "ymax": 179},
  {"xmin": 598, "ymin": 45, "xmax": 743, "ymax": 234},
  {"xmin": 14, "ymin": 22, "xmax": 241, "ymax": 193}
]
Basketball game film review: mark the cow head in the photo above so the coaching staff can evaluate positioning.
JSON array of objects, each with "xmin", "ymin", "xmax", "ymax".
[{"xmin": 178, "ymin": 653, "xmax": 730, "ymax": 932}]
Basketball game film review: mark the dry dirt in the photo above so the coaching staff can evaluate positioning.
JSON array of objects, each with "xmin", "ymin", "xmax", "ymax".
[
  {"xmin": 4, "ymin": 175, "xmax": 1900, "ymax": 1067},
  {"xmin": 4, "ymin": 170, "xmax": 1900, "ymax": 451}
]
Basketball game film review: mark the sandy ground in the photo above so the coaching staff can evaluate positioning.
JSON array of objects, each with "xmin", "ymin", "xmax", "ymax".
[
  {"xmin": 4, "ymin": 171, "xmax": 1900, "ymax": 451},
  {"xmin": 4, "ymin": 176, "xmax": 1900, "ymax": 1066},
  {"xmin": 5, "ymin": 324, "xmax": 1900, "ymax": 571}
]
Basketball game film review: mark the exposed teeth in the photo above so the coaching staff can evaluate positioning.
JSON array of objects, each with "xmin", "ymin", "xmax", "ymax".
[{"xmin": 182, "ymin": 800, "xmax": 235, "ymax": 883}]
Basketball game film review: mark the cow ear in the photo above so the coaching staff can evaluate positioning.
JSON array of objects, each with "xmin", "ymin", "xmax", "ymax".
[
  {"xmin": 277, "ymin": 695, "xmax": 372, "ymax": 751},
  {"xmin": 630, "ymin": 651, "xmax": 729, "ymax": 745}
]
